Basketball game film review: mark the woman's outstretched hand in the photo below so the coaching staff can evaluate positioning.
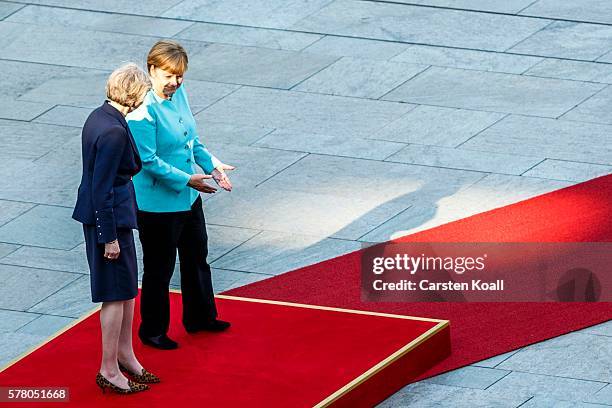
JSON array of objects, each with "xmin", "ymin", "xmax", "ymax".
[
  {"xmin": 188, "ymin": 174, "xmax": 217, "ymax": 193},
  {"xmin": 212, "ymin": 163, "xmax": 236, "ymax": 192}
]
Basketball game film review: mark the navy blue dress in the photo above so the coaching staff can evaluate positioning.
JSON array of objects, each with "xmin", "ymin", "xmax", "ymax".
[{"xmin": 73, "ymin": 101, "xmax": 142, "ymax": 302}]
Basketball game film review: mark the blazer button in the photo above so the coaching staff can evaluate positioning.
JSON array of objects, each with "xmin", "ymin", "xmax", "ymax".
[
  {"xmin": 179, "ymin": 118, "xmax": 183, "ymax": 124},
  {"xmin": 187, "ymin": 159, "xmax": 191, "ymax": 163},
  {"xmin": 184, "ymin": 131, "xmax": 187, "ymax": 136},
  {"xmin": 184, "ymin": 145, "xmax": 189, "ymax": 149}
]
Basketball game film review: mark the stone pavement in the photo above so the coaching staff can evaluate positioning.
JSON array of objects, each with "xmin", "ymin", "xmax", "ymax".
[{"xmin": 0, "ymin": 0, "xmax": 611, "ymax": 406}]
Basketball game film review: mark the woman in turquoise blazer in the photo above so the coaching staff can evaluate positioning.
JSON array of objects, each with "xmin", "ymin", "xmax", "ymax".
[{"xmin": 127, "ymin": 40, "xmax": 235, "ymax": 350}]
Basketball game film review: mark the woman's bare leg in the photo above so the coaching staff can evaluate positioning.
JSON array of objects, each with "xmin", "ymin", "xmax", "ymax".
[
  {"xmin": 99, "ymin": 301, "xmax": 130, "ymax": 389},
  {"xmin": 118, "ymin": 298, "xmax": 144, "ymax": 373}
]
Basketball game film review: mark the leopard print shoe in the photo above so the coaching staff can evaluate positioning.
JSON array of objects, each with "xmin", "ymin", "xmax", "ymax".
[
  {"xmin": 118, "ymin": 361, "xmax": 161, "ymax": 384},
  {"xmin": 95, "ymin": 372, "xmax": 149, "ymax": 394}
]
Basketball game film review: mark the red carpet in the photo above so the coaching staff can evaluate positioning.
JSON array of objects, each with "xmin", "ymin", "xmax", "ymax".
[
  {"xmin": 227, "ymin": 174, "xmax": 612, "ymax": 380},
  {"xmin": 0, "ymin": 295, "xmax": 450, "ymax": 407}
]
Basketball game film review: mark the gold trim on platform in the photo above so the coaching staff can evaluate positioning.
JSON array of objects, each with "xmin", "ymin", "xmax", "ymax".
[{"xmin": 211, "ymin": 294, "xmax": 450, "ymax": 408}]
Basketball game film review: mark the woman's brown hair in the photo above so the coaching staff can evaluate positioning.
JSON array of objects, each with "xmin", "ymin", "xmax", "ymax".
[{"xmin": 147, "ymin": 40, "xmax": 188, "ymax": 75}]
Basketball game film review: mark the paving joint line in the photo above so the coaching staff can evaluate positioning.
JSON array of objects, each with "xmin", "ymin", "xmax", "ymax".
[
  {"xmin": 454, "ymin": 113, "xmax": 510, "ymax": 148},
  {"xmin": 3, "ymin": 7, "xmax": 612, "ymax": 66},
  {"xmin": 361, "ymin": 0, "xmax": 612, "ymax": 27},
  {"xmin": 554, "ymin": 84, "xmax": 610, "ymax": 120},
  {"xmin": 377, "ymin": 64, "xmax": 431, "ymax": 100},
  {"xmin": 254, "ymin": 152, "xmax": 310, "ymax": 188}
]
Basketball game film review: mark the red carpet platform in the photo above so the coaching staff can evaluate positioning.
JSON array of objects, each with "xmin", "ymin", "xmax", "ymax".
[
  {"xmin": 227, "ymin": 174, "xmax": 612, "ymax": 381},
  {"xmin": 0, "ymin": 294, "xmax": 449, "ymax": 407}
]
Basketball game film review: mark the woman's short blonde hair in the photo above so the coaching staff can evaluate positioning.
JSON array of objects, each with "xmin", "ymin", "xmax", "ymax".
[
  {"xmin": 105, "ymin": 63, "xmax": 151, "ymax": 107},
  {"xmin": 147, "ymin": 40, "xmax": 188, "ymax": 76}
]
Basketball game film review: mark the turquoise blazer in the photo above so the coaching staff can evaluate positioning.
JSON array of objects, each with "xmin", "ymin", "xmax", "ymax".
[{"xmin": 126, "ymin": 84, "xmax": 221, "ymax": 212}]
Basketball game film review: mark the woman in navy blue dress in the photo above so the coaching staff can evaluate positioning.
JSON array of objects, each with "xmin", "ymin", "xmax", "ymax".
[{"xmin": 73, "ymin": 63, "xmax": 159, "ymax": 394}]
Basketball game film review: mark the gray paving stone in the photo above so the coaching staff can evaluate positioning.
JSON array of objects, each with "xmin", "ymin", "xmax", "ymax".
[
  {"xmin": 197, "ymin": 86, "xmax": 414, "ymax": 137},
  {"xmin": 1, "ymin": 23, "xmax": 208, "ymax": 71},
  {"xmin": 185, "ymin": 43, "xmax": 338, "ymax": 89},
  {"xmin": 195, "ymin": 143, "xmax": 307, "ymax": 189},
  {"xmin": 0, "ymin": 20, "xmax": 24, "ymax": 49},
  {"xmin": 463, "ymin": 115, "xmax": 612, "ymax": 164},
  {"xmin": 360, "ymin": 173, "xmax": 571, "ymax": 242},
  {"xmin": 0, "ymin": 164, "xmax": 80, "ymax": 207},
  {"xmin": 18, "ymin": 70, "xmax": 110, "ymax": 109},
  {"xmin": 1, "ymin": 246, "xmax": 89, "ymax": 274},
  {"xmin": 257, "ymin": 153, "xmax": 483, "ymax": 203},
  {"xmin": 386, "ymin": 144, "xmax": 542, "ymax": 175},
  {"xmin": 0, "ymin": 332, "xmax": 46, "ymax": 369},
  {"xmin": 379, "ymin": 382, "xmax": 530, "ymax": 407},
  {"xmin": 587, "ymin": 384, "xmax": 612, "ymax": 406},
  {"xmin": 520, "ymin": 0, "xmax": 612, "ymax": 25},
  {"xmin": 28, "ymin": 275, "xmax": 94, "ymax": 317},
  {"xmin": 358, "ymin": 203, "xmax": 457, "ymax": 243},
  {"xmin": 162, "ymin": 0, "xmax": 334, "ymax": 29},
  {"xmin": 300, "ymin": 36, "xmax": 409, "ymax": 60},
  {"xmin": 196, "ymin": 120, "xmax": 275, "ymax": 146},
  {"xmin": 0, "ymin": 200, "xmax": 35, "ymax": 228},
  {"xmin": 391, "ymin": 45, "xmax": 542, "ymax": 74},
  {"xmin": 0, "ymin": 264, "xmax": 78, "ymax": 310},
  {"xmin": 410, "ymin": 0, "xmax": 536, "ymax": 14},
  {"xmin": 5, "ymin": 0, "xmax": 181, "ymax": 15},
  {"xmin": 6, "ymin": 5, "xmax": 193, "ymax": 36},
  {"xmin": 382, "ymin": 66, "xmax": 604, "ymax": 118},
  {"xmin": 0, "ymin": 136, "xmax": 83, "ymax": 206},
  {"xmin": 498, "ymin": 332, "xmax": 612, "ymax": 383},
  {"xmin": 523, "ymin": 159, "xmax": 612, "ymax": 182},
  {"xmin": 253, "ymin": 129, "xmax": 406, "ymax": 160},
  {"xmin": 0, "ymin": 60, "xmax": 61, "ymax": 99},
  {"xmin": 211, "ymin": 230, "xmax": 362, "ymax": 275},
  {"xmin": 0, "ymin": 99, "xmax": 54, "ymax": 121},
  {"xmin": 211, "ymin": 268, "xmax": 272, "ymax": 293},
  {"xmin": 520, "ymin": 396, "xmax": 608, "ymax": 408},
  {"xmin": 471, "ymin": 350, "xmax": 521, "ymax": 368},
  {"xmin": 524, "ymin": 59, "xmax": 612, "ymax": 84},
  {"xmin": 369, "ymin": 105, "xmax": 505, "ymax": 147},
  {"xmin": 204, "ymin": 155, "xmax": 482, "ymax": 239},
  {"xmin": 16, "ymin": 314, "xmax": 75, "ymax": 336},
  {"xmin": 33, "ymin": 105, "xmax": 90, "ymax": 128},
  {"xmin": 487, "ymin": 371, "xmax": 606, "ymax": 401},
  {"xmin": 294, "ymin": 56, "xmax": 428, "ymax": 98},
  {"xmin": 509, "ymin": 21, "xmax": 612, "ymax": 61},
  {"xmin": 0, "ymin": 205, "xmax": 82, "ymax": 250},
  {"xmin": 580, "ymin": 320, "xmax": 612, "ymax": 337},
  {"xmin": 562, "ymin": 85, "xmax": 612, "ymax": 125},
  {"xmin": 0, "ymin": 120, "xmax": 80, "ymax": 160},
  {"xmin": 0, "ymin": 1, "xmax": 24, "ymax": 20},
  {"xmin": 292, "ymin": 0, "xmax": 549, "ymax": 51},
  {"xmin": 176, "ymin": 22, "xmax": 322, "ymax": 51},
  {"xmin": 205, "ymin": 224, "xmax": 261, "ymax": 263},
  {"xmin": 0, "ymin": 243, "xmax": 20, "ymax": 259},
  {"xmin": 424, "ymin": 366, "xmax": 510, "ymax": 389},
  {"xmin": 180, "ymin": 80, "xmax": 240, "ymax": 113},
  {"xmin": 204, "ymin": 184, "xmax": 398, "ymax": 240},
  {"xmin": 0, "ymin": 310, "xmax": 38, "ymax": 333}
]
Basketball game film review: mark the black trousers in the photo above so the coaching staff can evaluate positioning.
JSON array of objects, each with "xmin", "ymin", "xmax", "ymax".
[{"xmin": 137, "ymin": 196, "xmax": 217, "ymax": 337}]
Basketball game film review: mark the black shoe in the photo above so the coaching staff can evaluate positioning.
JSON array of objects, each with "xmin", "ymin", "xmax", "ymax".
[
  {"xmin": 139, "ymin": 334, "xmax": 178, "ymax": 350},
  {"xmin": 185, "ymin": 319, "xmax": 231, "ymax": 334}
]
